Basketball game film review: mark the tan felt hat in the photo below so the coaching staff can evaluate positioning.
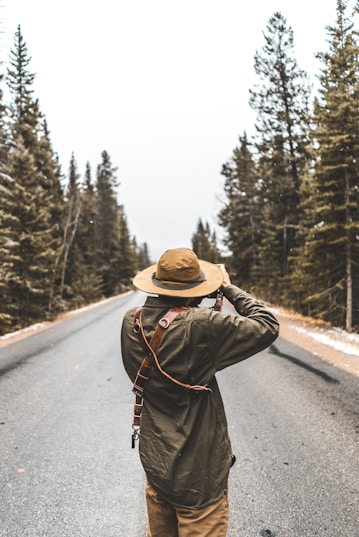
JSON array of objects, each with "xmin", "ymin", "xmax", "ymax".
[{"xmin": 133, "ymin": 247, "xmax": 223, "ymax": 298}]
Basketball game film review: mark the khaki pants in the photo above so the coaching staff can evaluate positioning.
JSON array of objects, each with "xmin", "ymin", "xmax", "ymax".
[{"xmin": 146, "ymin": 482, "xmax": 230, "ymax": 537}]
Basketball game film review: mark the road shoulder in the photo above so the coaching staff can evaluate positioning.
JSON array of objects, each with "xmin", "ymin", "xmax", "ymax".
[{"xmin": 272, "ymin": 307, "xmax": 359, "ymax": 377}]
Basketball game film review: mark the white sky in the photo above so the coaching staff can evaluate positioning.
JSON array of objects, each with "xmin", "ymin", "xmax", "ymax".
[{"xmin": 1, "ymin": 0, "xmax": 345, "ymax": 260}]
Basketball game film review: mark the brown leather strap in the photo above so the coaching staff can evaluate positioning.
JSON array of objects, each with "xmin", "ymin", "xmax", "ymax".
[
  {"xmin": 132, "ymin": 308, "xmax": 183, "ymax": 399},
  {"xmin": 131, "ymin": 307, "xmax": 186, "ymax": 446},
  {"xmin": 133, "ymin": 307, "xmax": 183, "ymax": 355},
  {"xmin": 132, "ymin": 308, "xmax": 182, "ymax": 397},
  {"xmin": 134, "ymin": 308, "xmax": 212, "ymax": 393},
  {"xmin": 213, "ymin": 289, "xmax": 224, "ymax": 311},
  {"xmin": 131, "ymin": 306, "xmax": 212, "ymax": 447}
]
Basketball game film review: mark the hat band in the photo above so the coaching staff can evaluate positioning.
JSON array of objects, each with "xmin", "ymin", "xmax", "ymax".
[{"xmin": 151, "ymin": 271, "xmax": 205, "ymax": 291}]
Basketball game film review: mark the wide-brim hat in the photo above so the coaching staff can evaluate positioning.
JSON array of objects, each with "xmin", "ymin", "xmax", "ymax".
[{"xmin": 133, "ymin": 247, "xmax": 223, "ymax": 298}]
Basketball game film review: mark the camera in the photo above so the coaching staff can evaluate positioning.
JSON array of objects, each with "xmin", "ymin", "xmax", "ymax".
[{"xmin": 207, "ymin": 289, "xmax": 220, "ymax": 299}]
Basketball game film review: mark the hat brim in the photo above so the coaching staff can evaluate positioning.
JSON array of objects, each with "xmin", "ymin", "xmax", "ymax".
[{"xmin": 133, "ymin": 259, "xmax": 223, "ymax": 298}]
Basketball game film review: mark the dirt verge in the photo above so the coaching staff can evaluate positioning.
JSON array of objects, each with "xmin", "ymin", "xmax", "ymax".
[{"xmin": 272, "ymin": 307, "xmax": 359, "ymax": 378}]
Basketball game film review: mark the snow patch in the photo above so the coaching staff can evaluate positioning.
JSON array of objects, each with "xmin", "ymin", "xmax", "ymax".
[
  {"xmin": 293, "ymin": 326, "xmax": 359, "ymax": 357},
  {"xmin": 0, "ymin": 322, "xmax": 47, "ymax": 341},
  {"xmin": 0, "ymin": 293, "xmax": 133, "ymax": 343}
]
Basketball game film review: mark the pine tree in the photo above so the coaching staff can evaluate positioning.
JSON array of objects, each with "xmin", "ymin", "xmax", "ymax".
[
  {"xmin": 218, "ymin": 133, "xmax": 262, "ymax": 286},
  {"xmin": 191, "ymin": 219, "xmax": 221, "ymax": 263},
  {"xmin": 116, "ymin": 206, "xmax": 137, "ymax": 289},
  {"xmin": 58, "ymin": 153, "xmax": 82, "ymax": 302},
  {"xmin": 96, "ymin": 151, "xmax": 124, "ymax": 297},
  {"xmin": 136, "ymin": 241, "xmax": 152, "ymax": 270},
  {"xmin": 0, "ymin": 172, "xmax": 23, "ymax": 334},
  {"xmin": 67, "ymin": 161, "xmax": 103, "ymax": 306},
  {"xmin": 248, "ymin": 12, "xmax": 312, "ymax": 300},
  {"xmin": 295, "ymin": 0, "xmax": 359, "ymax": 330},
  {"xmin": 37, "ymin": 119, "xmax": 64, "ymax": 313},
  {"xmin": 5, "ymin": 26, "xmax": 63, "ymax": 327},
  {"xmin": 36, "ymin": 119, "xmax": 64, "ymax": 224},
  {"xmin": 6, "ymin": 137, "xmax": 59, "ymax": 326},
  {"xmin": 0, "ymin": 54, "xmax": 7, "ymax": 171},
  {"xmin": 6, "ymin": 26, "xmax": 36, "ymax": 146},
  {"xmin": 0, "ymin": 36, "xmax": 14, "ymax": 333}
]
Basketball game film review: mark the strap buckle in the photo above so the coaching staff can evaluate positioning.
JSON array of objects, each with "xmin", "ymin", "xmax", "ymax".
[
  {"xmin": 159, "ymin": 317, "xmax": 170, "ymax": 329},
  {"xmin": 132, "ymin": 426, "xmax": 140, "ymax": 449}
]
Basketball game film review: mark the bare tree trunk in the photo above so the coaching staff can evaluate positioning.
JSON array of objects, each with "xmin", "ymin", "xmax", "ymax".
[
  {"xmin": 59, "ymin": 196, "xmax": 82, "ymax": 300},
  {"xmin": 345, "ymin": 168, "xmax": 352, "ymax": 333},
  {"xmin": 346, "ymin": 241, "xmax": 352, "ymax": 332}
]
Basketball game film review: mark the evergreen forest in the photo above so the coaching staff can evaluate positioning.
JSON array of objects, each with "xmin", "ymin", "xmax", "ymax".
[
  {"xmin": 1, "ymin": 0, "xmax": 358, "ymax": 336},
  {"xmin": 218, "ymin": 1, "xmax": 359, "ymax": 333},
  {"xmin": 0, "ymin": 26, "xmax": 150, "ymax": 336}
]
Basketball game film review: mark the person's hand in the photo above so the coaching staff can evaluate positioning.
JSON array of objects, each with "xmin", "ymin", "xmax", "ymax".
[{"xmin": 218, "ymin": 264, "xmax": 231, "ymax": 288}]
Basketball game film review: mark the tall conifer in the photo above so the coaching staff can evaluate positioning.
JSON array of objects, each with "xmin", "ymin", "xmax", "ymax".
[
  {"xmin": 6, "ymin": 137, "xmax": 58, "ymax": 326},
  {"xmin": 219, "ymin": 133, "xmax": 261, "ymax": 286},
  {"xmin": 191, "ymin": 219, "xmax": 221, "ymax": 264},
  {"xmin": 95, "ymin": 150, "xmax": 123, "ymax": 296},
  {"xmin": 116, "ymin": 206, "xmax": 137, "ymax": 288},
  {"xmin": 66, "ymin": 160, "xmax": 103, "ymax": 305},
  {"xmin": 58, "ymin": 153, "xmax": 82, "ymax": 301},
  {"xmin": 0, "ymin": 39, "xmax": 14, "ymax": 333},
  {"xmin": 248, "ymin": 12, "xmax": 311, "ymax": 300},
  {"xmin": 0, "ymin": 172, "xmax": 23, "ymax": 334},
  {"xmin": 0, "ymin": 55, "xmax": 7, "ymax": 170},
  {"xmin": 136, "ymin": 241, "xmax": 152, "ymax": 270},
  {"xmin": 6, "ymin": 26, "xmax": 62, "ymax": 326},
  {"xmin": 295, "ymin": 0, "xmax": 359, "ymax": 330}
]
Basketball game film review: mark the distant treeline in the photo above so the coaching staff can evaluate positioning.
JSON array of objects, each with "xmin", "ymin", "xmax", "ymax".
[{"xmin": 1, "ymin": 0, "xmax": 359, "ymax": 336}]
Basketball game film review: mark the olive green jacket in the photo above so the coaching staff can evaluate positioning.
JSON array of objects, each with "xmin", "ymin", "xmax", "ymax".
[{"xmin": 121, "ymin": 285, "xmax": 279, "ymax": 509}]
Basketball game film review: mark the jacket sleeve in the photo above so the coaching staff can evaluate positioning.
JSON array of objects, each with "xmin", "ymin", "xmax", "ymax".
[
  {"xmin": 209, "ymin": 285, "xmax": 279, "ymax": 371},
  {"xmin": 121, "ymin": 307, "xmax": 143, "ymax": 383}
]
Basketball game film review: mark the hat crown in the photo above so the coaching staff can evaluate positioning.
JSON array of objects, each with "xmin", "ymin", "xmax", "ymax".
[{"xmin": 156, "ymin": 248, "xmax": 202, "ymax": 283}]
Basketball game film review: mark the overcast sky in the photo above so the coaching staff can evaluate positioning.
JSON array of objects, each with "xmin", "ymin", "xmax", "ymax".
[{"xmin": 2, "ymin": 0, "xmax": 345, "ymax": 261}]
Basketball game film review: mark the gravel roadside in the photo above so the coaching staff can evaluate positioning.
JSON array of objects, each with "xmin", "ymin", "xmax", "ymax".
[{"xmin": 272, "ymin": 306, "xmax": 359, "ymax": 378}]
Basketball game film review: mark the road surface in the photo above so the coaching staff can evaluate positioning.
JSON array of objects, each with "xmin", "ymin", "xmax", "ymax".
[{"xmin": 0, "ymin": 292, "xmax": 358, "ymax": 536}]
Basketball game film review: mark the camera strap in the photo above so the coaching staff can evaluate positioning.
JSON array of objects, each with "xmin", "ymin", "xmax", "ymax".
[
  {"xmin": 131, "ymin": 306, "xmax": 212, "ymax": 448},
  {"xmin": 213, "ymin": 289, "xmax": 224, "ymax": 311}
]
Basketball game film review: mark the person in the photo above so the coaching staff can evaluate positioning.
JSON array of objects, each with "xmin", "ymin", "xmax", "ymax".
[{"xmin": 121, "ymin": 247, "xmax": 279, "ymax": 537}]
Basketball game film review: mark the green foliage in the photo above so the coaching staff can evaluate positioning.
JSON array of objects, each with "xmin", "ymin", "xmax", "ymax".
[
  {"xmin": 1, "ymin": 26, "xmax": 62, "ymax": 331},
  {"xmin": 57, "ymin": 153, "xmax": 83, "ymax": 303},
  {"xmin": 0, "ymin": 71, "xmax": 7, "ymax": 169},
  {"xmin": 2, "ymin": 7, "xmax": 359, "ymax": 336},
  {"xmin": 218, "ymin": 4, "xmax": 358, "ymax": 331},
  {"xmin": 67, "ymin": 161, "xmax": 103, "ymax": 306},
  {"xmin": 219, "ymin": 133, "xmax": 262, "ymax": 286},
  {"xmin": 95, "ymin": 150, "xmax": 127, "ymax": 296},
  {"xmin": 0, "ymin": 173, "xmax": 22, "ymax": 332},
  {"xmin": 6, "ymin": 136, "xmax": 60, "ymax": 327},
  {"xmin": 0, "ymin": 27, "xmax": 140, "ymax": 336},
  {"xmin": 191, "ymin": 219, "xmax": 221, "ymax": 264},
  {"xmin": 135, "ymin": 241, "xmax": 152, "ymax": 270},
  {"xmin": 247, "ymin": 11, "xmax": 311, "ymax": 301},
  {"xmin": 293, "ymin": 0, "xmax": 359, "ymax": 330}
]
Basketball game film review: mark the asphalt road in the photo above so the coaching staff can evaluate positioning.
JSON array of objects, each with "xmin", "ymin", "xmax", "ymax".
[{"xmin": 0, "ymin": 292, "xmax": 358, "ymax": 537}]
